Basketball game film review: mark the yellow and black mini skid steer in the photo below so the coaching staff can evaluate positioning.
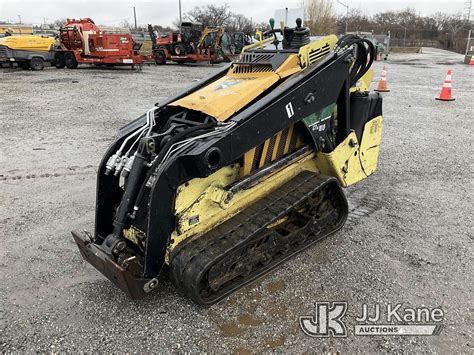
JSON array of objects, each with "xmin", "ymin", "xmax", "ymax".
[{"xmin": 72, "ymin": 19, "xmax": 384, "ymax": 305}]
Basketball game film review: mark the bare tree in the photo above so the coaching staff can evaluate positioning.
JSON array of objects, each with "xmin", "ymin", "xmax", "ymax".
[
  {"xmin": 184, "ymin": 4, "xmax": 232, "ymax": 27},
  {"xmin": 181, "ymin": 5, "xmax": 261, "ymax": 34},
  {"xmin": 434, "ymin": 13, "xmax": 468, "ymax": 35},
  {"xmin": 52, "ymin": 19, "xmax": 67, "ymax": 29},
  {"xmin": 396, "ymin": 8, "xmax": 419, "ymax": 27},
  {"xmin": 227, "ymin": 13, "xmax": 253, "ymax": 33},
  {"xmin": 434, "ymin": 12, "xmax": 469, "ymax": 49},
  {"xmin": 304, "ymin": 0, "xmax": 336, "ymax": 35},
  {"xmin": 255, "ymin": 21, "xmax": 271, "ymax": 31},
  {"xmin": 337, "ymin": 8, "xmax": 371, "ymax": 32},
  {"xmin": 119, "ymin": 19, "xmax": 131, "ymax": 29},
  {"xmin": 172, "ymin": 17, "xmax": 181, "ymax": 30},
  {"xmin": 373, "ymin": 10, "xmax": 398, "ymax": 31}
]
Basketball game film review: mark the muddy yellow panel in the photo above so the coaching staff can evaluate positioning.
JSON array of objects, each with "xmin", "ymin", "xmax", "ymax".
[
  {"xmin": 169, "ymin": 54, "xmax": 302, "ymax": 121},
  {"xmin": 169, "ymin": 73, "xmax": 279, "ymax": 121},
  {"xmin": 315, "ymin": 115, "xmax": 383, "ymax": 187}
]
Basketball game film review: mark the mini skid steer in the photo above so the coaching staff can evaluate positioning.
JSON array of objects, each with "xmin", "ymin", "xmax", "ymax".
[{"xmin": 72, "ymin": 19, "xmax": 384, "ymax": 305}]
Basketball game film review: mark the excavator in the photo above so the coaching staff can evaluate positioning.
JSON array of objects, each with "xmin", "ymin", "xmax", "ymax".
[
  {"xmin": 72, "ymin": 18, "xmax": 384, "ymax": 305},
  {"xmin": 150, "ymin": 23, "xmax": 229, "ymax": 65}
]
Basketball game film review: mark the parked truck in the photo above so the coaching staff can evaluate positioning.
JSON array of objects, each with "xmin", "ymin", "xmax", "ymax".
[{"xmin": 0, "ymin": 35, "xmax": 56, "ymax": 70}]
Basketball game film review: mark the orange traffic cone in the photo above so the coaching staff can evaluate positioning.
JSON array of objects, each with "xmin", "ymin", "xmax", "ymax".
[
  {"xmin": 374, "ymin": 66, "xmax": 390, "ymax": 92},
  {"xmin": 469, "ymin": 57, "xmax": 474, "ymax": 65},
  {"xmin": 436, "ymin": 70, "xmax": 455, "ymax": 101}
]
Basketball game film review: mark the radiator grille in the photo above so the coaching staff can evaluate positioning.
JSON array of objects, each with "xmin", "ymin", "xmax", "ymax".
[
  {"xmin": 0, "ymin": 46, "xmax": 8, "ymax": 58},
  {"xmin": 231, "ymin": 64, "xmax": 274, "ymax": 74},
  {"xmin": 236, "ymin": 52, "xmax": 275, "ymax": 64},
  {"xmin": 308, "ymin": 43, "xmax": 331, "ymax": 65},
  {"xmin": 232, "ymin": 52, "xmax": 277, "ymax": 75}
]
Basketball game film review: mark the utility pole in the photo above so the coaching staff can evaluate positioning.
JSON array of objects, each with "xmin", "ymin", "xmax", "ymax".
[
  {"xmin": 463, "ymin": 0, "xmax": 472, "ymax": 56},
  {"xmin": 336, "ymin": 0, "xmax": 349, "ymax": 34},
  {"xmin": 133, "ymin": 7, "xmax": 137, "ymax": 31},
  {"xmin": 464, "ymin": 0, "xmax": 472, "ymax": 22},
  {"xmin": 466, "ymin": 29, "xmax": 472, "ymax": 55},
  {"xmin": 18, "ymin": 15, "xmax": 21, "ymax": 24},
  {"xmin": 179, "ymin": 0, "xmax": 182, "ymax": 33}
]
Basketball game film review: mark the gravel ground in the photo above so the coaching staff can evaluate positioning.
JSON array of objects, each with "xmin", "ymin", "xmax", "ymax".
[{"xmin": 1, "ymin": 47, "xmax": 472, "ymax": 353}]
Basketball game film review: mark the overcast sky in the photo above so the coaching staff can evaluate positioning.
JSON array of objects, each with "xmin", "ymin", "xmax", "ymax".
[{"xmin": 0, "ymin": 0, "xmax": 464, "ymax": 27}]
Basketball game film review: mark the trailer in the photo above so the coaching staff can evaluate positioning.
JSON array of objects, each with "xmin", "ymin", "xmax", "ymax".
[
  {"xmin": 148, "ymin": 23, "xmax": 229, "ymax": 65},
  {"xmin": 54, "ymin": 18, "xmax": 143, "ymax": 69}
]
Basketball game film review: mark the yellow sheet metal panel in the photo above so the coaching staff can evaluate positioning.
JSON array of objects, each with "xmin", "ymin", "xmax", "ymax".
[
  {"xmin": 0, "ymin": 35, "xmax": 55, "ymax": 52},
  {"xmin": 169, "ymin": 54, "xmax": 303, "ymax": 122},
  {"xmin": 315, "ymin": 116, "xmax": 384, "ymax": 187},
  {"xmin": 169, "ymin": 152, "xmax": 319, "ymax": 254},
  {"xmin": 298, "ymin": 35, "xmax": 338, "ymax": 68},
  {"xmin": 169, "ymin": 118, "xmax": 383, "ymax": 259},
  {"xmin": 174, "ymin": 164, "xmax": 240, "ymax": 215},
  {"xmin": 360, "ymin": 115, "xmax": 383, "ymax": 176},
  {"xmin": 274, "ymin": 54, "xmax": 301, "ymax": 78},
  {"xmin": 242, "ymin": 147, "xmax": 256, "ymax": 176},
  {"xmin": 283, "ymin": 125, "xmax": 294, "ymax": 154},
  {"xmin": 259, "ymin": 138, "xmax": 271, "ymax": 168},
  {"xmin": 170, "ymin": 35, "xmax": 337, "ymax": 121},
  {"xmin": 169, "ymin": 72, "xmax": 280, "ymax": 121},
  {"xmin": 271, "ymin": 131, "xmax": 283, "ymax": 161},
  {"xmin": 350, "ymin": 69, "xmax": 374, "ymax": 93},
  {"xmin": 314, "ymin": 132, "xmax": 363, "ymax": 187}
]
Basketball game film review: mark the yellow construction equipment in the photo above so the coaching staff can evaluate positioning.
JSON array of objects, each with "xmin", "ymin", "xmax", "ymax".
[
  {"xmin": 0, "ymin": 35, "xmax": 56, "ymax": 70},
  {"xmin": 72, "ymin": 19, "xmax": 384, "ymax": 305},
  {"xmin": 0, "ymin": 24, "xmax": 33, "ymax": 35}
]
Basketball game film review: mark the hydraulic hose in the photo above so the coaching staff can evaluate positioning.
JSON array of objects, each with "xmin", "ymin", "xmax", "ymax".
[
  {"xmin": 129, "ymin": 122, "xmax": 219, "ymax": 221},
  {"xmin": 111, "ymin": 151, "xmax": 148, "ymax": 237},
  {"xmin": 335, "ymin": 34, "xmax": 376, "ymax": 86}
]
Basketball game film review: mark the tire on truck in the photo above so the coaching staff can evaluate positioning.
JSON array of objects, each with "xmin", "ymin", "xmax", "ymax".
[
  {"xmin": 154, "ymin": 50, "xmax": 167, "ymax": 65},
  {"xmin": 54, "ymin": 52, "xmax": 66, "ymax": 69},
  {"xmin": 64, "ymin": 52, "xmax": 78, "ymax": 69},
  {"xmin": 30, "ymin": 57, "xmax": 44, "ymax": 71},
  {"xmin": 173, "ymin": 44, "xmax": 185, "ymax": 56}
]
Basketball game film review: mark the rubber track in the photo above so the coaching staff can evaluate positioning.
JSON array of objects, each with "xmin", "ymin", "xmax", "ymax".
[{"xmin": 170, "ymin": 171, "xmax": 348, "ymax": 305}]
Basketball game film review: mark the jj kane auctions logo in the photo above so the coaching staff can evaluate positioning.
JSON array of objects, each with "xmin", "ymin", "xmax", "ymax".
[{"xmin": 300, "ymin": 302, "xmax": 444, "ymax": 337}]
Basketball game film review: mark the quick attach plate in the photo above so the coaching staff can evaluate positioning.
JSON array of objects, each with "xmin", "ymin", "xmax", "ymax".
[{"xmin": 72, "ymin": 230, "xmax": 153, "ymax": 299}]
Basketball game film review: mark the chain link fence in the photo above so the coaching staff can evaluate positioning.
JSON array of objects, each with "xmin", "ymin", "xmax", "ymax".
[{"xmin": 389, "ymin": 28, "xmax": 472, "ymax": 54}]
